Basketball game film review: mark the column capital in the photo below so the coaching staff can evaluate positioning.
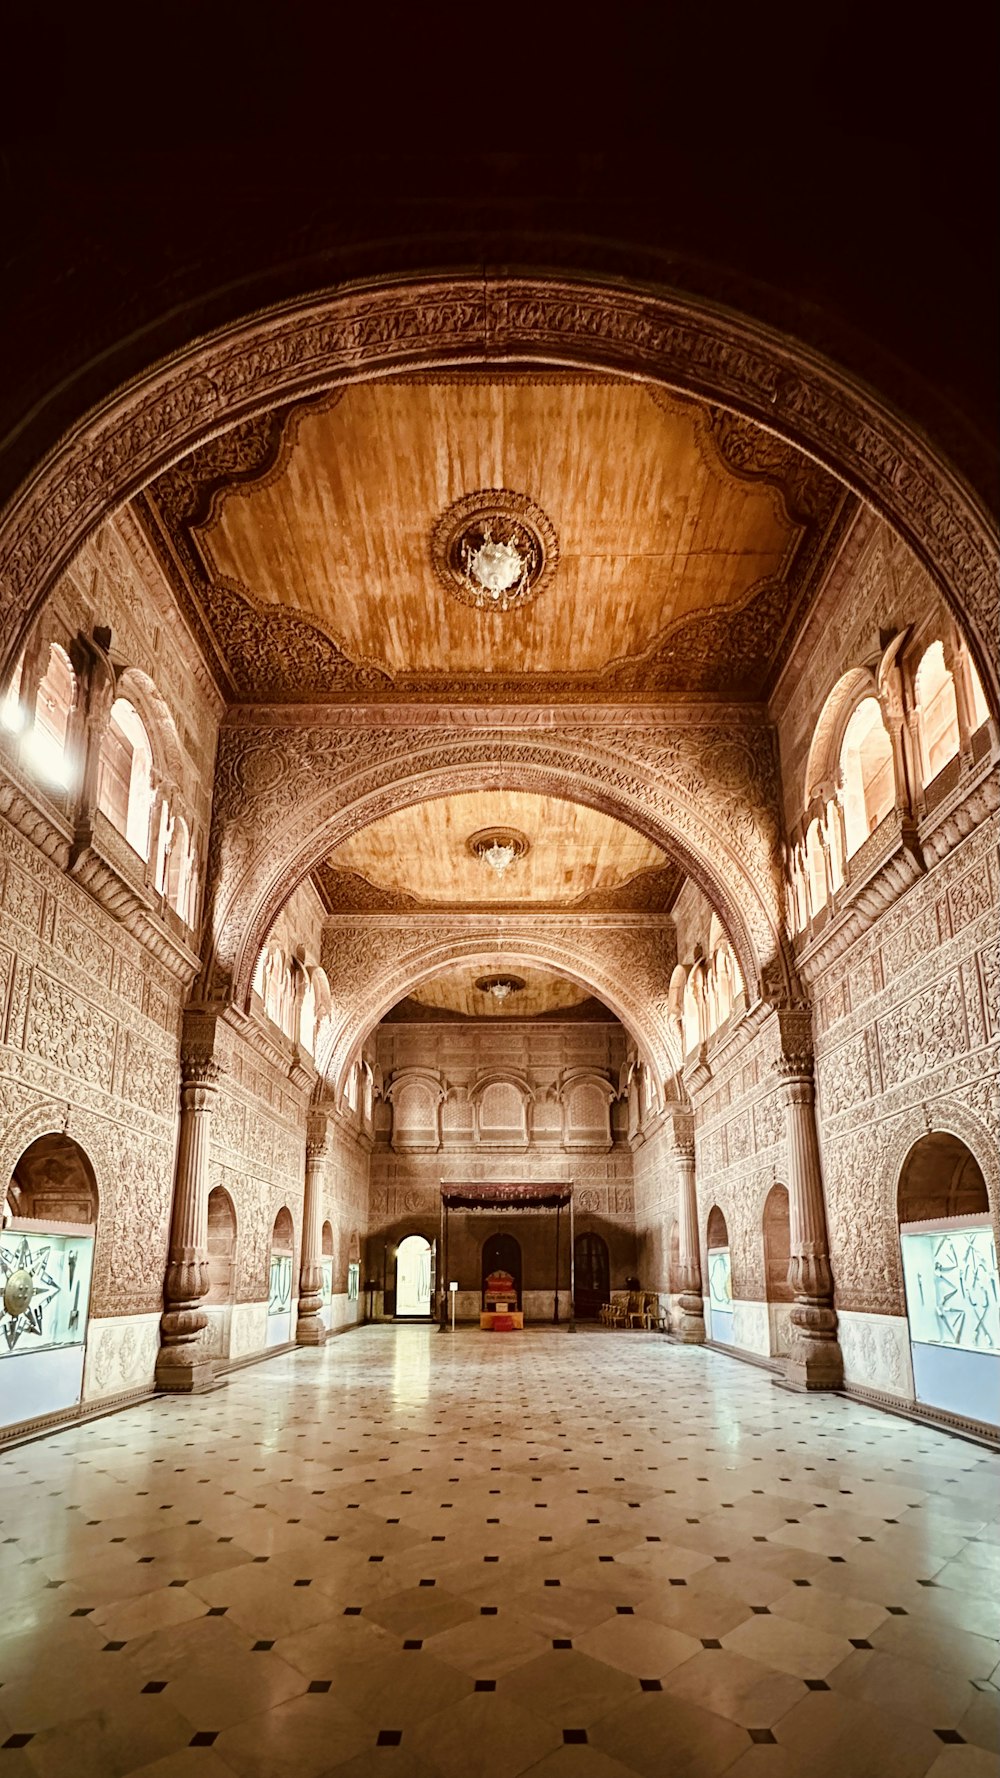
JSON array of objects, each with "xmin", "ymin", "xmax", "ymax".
[
  {"xmin": 181, "ymin": 1057, "xmax": 223, "ymax": 1090},
  {"xmin": 306, "ymin": 1135, "xmax": 331, "ymax": 1166},
  {"xmin": 773, "ymin": 1051, "xmax": 815, "ymax": 1087}
]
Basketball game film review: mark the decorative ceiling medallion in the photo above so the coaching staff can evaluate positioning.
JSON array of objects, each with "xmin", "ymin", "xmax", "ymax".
[
  {"xmin": 475, "ymin": 974, "xmax": 526, "ymax": 1004},
  {"xmin": 431, "ymin": 489, "xmax": 558, "ymax": 612},
  {"xmin": 466, "ymin": 827, "xmax": 530, "ymax": 881}
]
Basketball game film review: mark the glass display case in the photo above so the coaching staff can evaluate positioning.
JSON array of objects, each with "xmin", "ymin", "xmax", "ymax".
[
  {"xmin": 347, "ymin": 1261, "xmax": 360, "ymax": 1301},
  {"xmin": 1, "ymin": 1228, "xmax": 94, "ymax": 1355},
  {"xmin": 900, "ymin": 1218, "xmax": 1000, "ymax": 1424},
  {"xmin": 707, "ymin": 1246, "xmax": 734, "ymax": 1344},
  {"xmin": 268, "ymin": 1253, "xmax": 292, "ymax": 1317},
  {"xmin": 901, "ymin": 1223, "xmax": 999, "ymax": 1351}
]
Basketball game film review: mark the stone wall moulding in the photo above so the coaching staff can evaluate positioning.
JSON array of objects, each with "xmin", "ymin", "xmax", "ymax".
[
  {"xmin": 315, "ymin": 920, "xmax": 684, "ymax": 1103},
  {"xmin": 206, "ymin": 722, "xmax": 787, "ymax": 1015},
  {"xmin": 0, "ymin": 275, "xmax": 996, "ymax": 706}
]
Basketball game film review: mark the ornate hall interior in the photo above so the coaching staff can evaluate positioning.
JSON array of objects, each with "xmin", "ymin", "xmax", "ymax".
[{"xmin": 0, "ymin": 123, "xmax": 997, "ymax": 1777}]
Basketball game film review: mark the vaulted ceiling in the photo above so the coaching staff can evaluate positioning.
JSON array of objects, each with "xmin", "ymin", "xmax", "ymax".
[
  {"xmin": 386, "ymin": 964, "xmax": 599, "ymax": 1021},
  {"xmin": 139, "ymin": 373, "xmax": 851, "ymax": 702},
  {"xmin": 319, "ymin": 791, "xmax": 674, "ymax": 912}
]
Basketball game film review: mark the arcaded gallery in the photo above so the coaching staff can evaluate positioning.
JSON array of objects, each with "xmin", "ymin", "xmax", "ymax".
[{"xmin": 0, "ymin": 140, "xmax": 997, "ymax": 1778}]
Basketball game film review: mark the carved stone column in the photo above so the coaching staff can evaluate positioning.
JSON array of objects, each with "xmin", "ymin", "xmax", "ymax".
[
  {"xmin": 776, "ymin": 1053, "xmax": 843, "ymax": 1389},
  {"xmin": 674, "ymin": 1128, "xmax": 706, "ymax": 1344},
  {"xmin": 297, "ymin": 1133, "xmax": 329, "ymax": 1346},
  {"xmin": 155, "ymin": 1059, "xmax": 220, "ymax": 1393}
]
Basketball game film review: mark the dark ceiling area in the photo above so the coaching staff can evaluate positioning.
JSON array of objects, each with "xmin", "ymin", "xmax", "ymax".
[{"xmin": 1, "ymin": 14, "xmax": 996, "ymax": 515}]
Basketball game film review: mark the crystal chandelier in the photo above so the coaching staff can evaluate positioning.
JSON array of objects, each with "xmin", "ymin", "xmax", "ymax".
[
  {"xmin": 480, "ymin": 838, "xmax": 518, "ymax": 879},
  {"xmin": 460, "ymin": 524, "xmax": 533, "ymax": 611},
  {"xmin": 475, "ymin": 973, "xmax": 526, "ymax": 1004},
  {"xmin": 468, "ymin": 826, "xmax": 529, "ymax": 882},
  {"xmin": 431, "ymin": 489, "xmax": 556, "ymax": 614}
]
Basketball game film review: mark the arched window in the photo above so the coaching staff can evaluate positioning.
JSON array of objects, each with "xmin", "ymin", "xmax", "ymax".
[
  {"xmin": 29, "ymin": 643, "xmax": 76, "ymax": 785},
  {"xmin": 97, "ymin": 698, "xmax": 154, "ymax": 858},
  {"xmin": 299, "ymin": 974, "xmax": 316, "ymax": 1055},
  {"xmin": 682, "ymin": 965, "xmax": 706, "ymax": 1055},
  {"xmin": 839, "ymin": 697, "xmax": 894, "ymax": 857},
  {"xmin": 717, "ymin": 947, "xmax": 734, "ymax": 1025},
  {"xmin": 1, "ymin": 651, "xmax": 24, "ymax": 733},
  {"xmin": 165, "ymin": 815, "xmax": 191, "ymax": 919},
  {"xmin": 153, "ymin": 801, "xmax": 171, "ymax": 894},
  {"xmin": 914, "ymin": 641, "xmax": 960, "ymax": 782},
  {"xmin": 805, "ymin": 818, "xmax": 827, "ymax": 915},
  {"xmin": 968, "ymin": 657, "xmax": 991, "ymax": 732}
]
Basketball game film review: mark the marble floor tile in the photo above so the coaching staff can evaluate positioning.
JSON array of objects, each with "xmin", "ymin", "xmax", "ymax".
[{"xmin": 0, "ymin": 1323, "xmax": 995, "ymax": 1778}]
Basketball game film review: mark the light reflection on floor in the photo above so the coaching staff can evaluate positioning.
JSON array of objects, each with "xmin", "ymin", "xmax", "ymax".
[{"xmin": 0, "ymin": 1324, "xmax": 997, "ymax": 1777}]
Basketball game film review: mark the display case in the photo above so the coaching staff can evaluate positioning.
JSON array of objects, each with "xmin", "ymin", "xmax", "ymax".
[
  {"xmin": 900, "ymin": 1217, "xmax": 1000, "ymax": 1424},
  {"xmin": 708, "ymin": 1246, "xmax": 734, "ymax": 1344},
  {"xmin": 267, "ymin": 1251, "xmax": 293, "ymax": 1346},
  {"xmin": 320, "ymin": 1258, "xmax": 334, "ymax": 1330},
  {"xmin": 0, "ymin": 1223, "xmax": 95, "ymax": 1427},
  {"xmin": 1, "ymin": 1226, "xmax": 94, "ymax": 1354}
]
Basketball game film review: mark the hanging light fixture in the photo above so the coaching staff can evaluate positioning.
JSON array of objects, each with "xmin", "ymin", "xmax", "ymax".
[
  {"xmin": 467, "ymin": 826, "xmax": 529, "ymax": 882},
  {"xmin": 475, "ymin": 973, "xmax": 526, "ymax": 1004}
]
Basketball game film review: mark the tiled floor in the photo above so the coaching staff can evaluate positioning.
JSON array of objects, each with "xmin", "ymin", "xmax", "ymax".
[{"xmin": 1, "ymin": 1326, "xmax": 998, "ymax": 1778}]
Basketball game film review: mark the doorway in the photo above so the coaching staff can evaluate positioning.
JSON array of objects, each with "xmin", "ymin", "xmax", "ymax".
[
  {"xmin": 574, "ymin": 1231, "xmax": 609, "ymax": 1320},
  {"xmin": 395, "ymin": 1234, "xmax": 433, "ymax": 1317},
  {"xmin": 482, "ymin": 1232, "xmax": 522, "ymax": 1310},
  {"xmin": 763, "ymin": 1183, "xmax": 794, "ymax": 1358},
  {"xmin": 706, "ymin": 1205, "xmax": 733, "ymax": 1344}
]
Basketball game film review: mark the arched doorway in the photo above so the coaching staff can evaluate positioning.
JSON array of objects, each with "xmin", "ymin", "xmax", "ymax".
[
  {"xmin": 574, "ymin": 1232, "xmax": 609, "ymax": 1321},
  {"xmin": 268, "ymin": 1206, "xmax": 295, "ymax": 1347},
  {"xmin": 763, "ymin": 1183, "xmax": 794, "ymax": 1358},
  {"xmin": 482, "ymin": 1232, "xmax": 522, "ymax": 1311},
  {"xmin": 897, "ymin": 1133, "xmax": 999, "ymax": 1424},
  {"xmin": 1, "ymin": 1134, "xmax": 99, "ymax": 1428},
  {"xmin": 395, "ymin": 1234, "xmax": 433, "ymax": 1318},
  {"xmin": 706, "ymin": 1206, "xmax": 733, "ymax": 1344},
  {"xmin": 204, "ymin": 1186, "xmax": 237, "ymax": 1362}
]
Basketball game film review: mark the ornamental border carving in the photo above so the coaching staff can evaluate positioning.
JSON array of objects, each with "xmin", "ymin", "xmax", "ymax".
[
  {"xmin": 316, "ymin": 921, "xmax": 683, "ymax": 1101},
  {"xmin": 206, "ymin": 726, "xmax": 787, "ymax": 1013},
  {"xmin": 0, "ymin": 275, "xmax": 995, "ymax": 712}
]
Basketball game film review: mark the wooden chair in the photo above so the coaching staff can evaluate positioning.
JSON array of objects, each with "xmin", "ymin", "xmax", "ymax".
[
  {"xmin": 606, "ymin": 1292, "xmax": 630, "ymax": 1329},
  {"xmin": 642, "ymin": 1293, "xmax": 667, "ymax": 1332},
  {"xmin": 627, "ymin": 1291, "xmax": 646, "ymax": 1329}
]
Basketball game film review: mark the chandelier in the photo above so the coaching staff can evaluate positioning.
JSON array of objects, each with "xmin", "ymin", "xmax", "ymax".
[
  {"xmin": 475, "ymin": 974, "xmax": 526, "ymax": 1004},
  {"xmin": 431, "ymin": 488, "xmax": 558, "ymax": 614},
  {"xmin": 467, "ymin": 826, "xmax": 529, "ymax": 882}
]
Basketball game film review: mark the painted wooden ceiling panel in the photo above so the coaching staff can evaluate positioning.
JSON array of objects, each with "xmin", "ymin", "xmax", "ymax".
[
  {"xmin": 328, "ymin": 791, "xmax": 666, "ymax": 905},
  {"xmin": 195, "ymin": 378, "xmax": 800, "ymax": 678}
]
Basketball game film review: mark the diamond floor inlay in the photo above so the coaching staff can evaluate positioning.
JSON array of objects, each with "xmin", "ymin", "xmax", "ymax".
[{"xmin": 0, "ymin": 1325, "xmax": 997, "ymax": 1776}]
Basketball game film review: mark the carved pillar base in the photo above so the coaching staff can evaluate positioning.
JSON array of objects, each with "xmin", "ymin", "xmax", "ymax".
[
  {"xmin": 676, "ymin": 1288, "xmax": 706, "ymax": 1344},
  {"xmin": 156, "ymin": 1260, "xmax": 215, "ymax": 1392},
  {"xmin": 784, "ymin": 1263, "xmax": 843, "ymax": 1388},
  {"xmin": 297, "ymin": 1270, "xmax": 327, "ymax": 1347},
  {"xmin": 297, "ymin": 1130, "xmax": 329, "ymax": 1347}
]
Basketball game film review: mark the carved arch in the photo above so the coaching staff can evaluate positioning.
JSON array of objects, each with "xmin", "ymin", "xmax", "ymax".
[
  {"xmin": 0, "ymin": 1100, "xmax": 115, "ymax": 1303},
  {"xmin": 210, "ymin": 736, "xmax": 784, "ymax": 1013},
  {"xmin": 1, "ymin": 274, "xmax": 996, "ymax": 712},
  {"xmin": 314, "ymin": 929, "xmax": 683, "ymax": 1100},
  {"xmin": 878, "ymin": 1101, "xmax": 1000, "ymax": 1309}
]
